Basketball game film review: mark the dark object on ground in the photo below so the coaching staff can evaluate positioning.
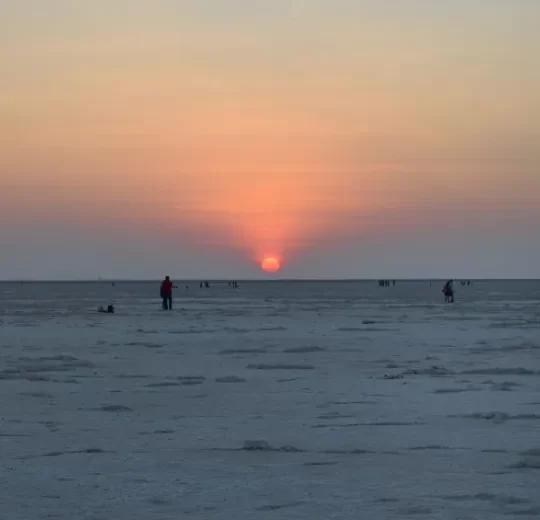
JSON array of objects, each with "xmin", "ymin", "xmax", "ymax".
[{"xmin": 98, "ymin": 305, "xmax": 115, "ymax": 314}]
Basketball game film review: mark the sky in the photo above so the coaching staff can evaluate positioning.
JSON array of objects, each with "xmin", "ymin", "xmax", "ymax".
[{"xmin": 1, "ymin": 0, "xmax": 539, "ymax": 279}]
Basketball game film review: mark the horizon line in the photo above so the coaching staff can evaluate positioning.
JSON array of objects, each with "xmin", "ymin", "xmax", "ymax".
[{"xmin": 1, "ymin": 278, "xmax": 538, "ymax": 283}]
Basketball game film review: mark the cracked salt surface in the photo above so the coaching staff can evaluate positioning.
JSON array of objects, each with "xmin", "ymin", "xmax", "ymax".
[{"xmin": 1, "ymin": 279, "xmax": 540, "ymax": 519}]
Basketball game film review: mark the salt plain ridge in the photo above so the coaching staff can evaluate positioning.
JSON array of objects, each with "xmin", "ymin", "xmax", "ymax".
[{"xmin": 1, "ymin": 280, "xmax": 540, "ymax": 519}]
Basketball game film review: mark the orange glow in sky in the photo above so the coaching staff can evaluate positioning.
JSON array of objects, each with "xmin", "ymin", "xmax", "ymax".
[{"xmin": 1, "ymin": 1, "xmax": 539, "ymax": 279}]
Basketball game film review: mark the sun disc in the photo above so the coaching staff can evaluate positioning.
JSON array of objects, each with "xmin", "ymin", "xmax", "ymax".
[{"xmin": 261, "ymin": 257, "xmax": 280, "ymax": 273}]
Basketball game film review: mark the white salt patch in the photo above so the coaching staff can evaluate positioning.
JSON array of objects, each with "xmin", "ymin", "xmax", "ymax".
[{"xmin": 2, "ymin": 280, "xmax": 540, "ymax": 519}]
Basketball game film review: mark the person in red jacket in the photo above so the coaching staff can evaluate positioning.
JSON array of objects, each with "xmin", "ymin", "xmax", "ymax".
[{"xmin": 160, "ymin": 276, "xmax": 173, "ymax": 310}]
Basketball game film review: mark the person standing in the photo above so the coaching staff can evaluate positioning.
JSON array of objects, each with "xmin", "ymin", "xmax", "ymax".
[
  {"xmin": 160, "ymin": 276, "xmax": 173, "ymax": 310},
  {"xmin": 442, "ymin": 280, "xmax": 454, "ymax": 303}
]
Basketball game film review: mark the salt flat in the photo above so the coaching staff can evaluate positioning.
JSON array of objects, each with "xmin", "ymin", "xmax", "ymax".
[{"xmin": 1, "ymin": 280, "xmax": 540, "ymax": 519}]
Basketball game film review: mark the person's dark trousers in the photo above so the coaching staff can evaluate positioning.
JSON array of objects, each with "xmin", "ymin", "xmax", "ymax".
[{"xmin": 162, "ymin": 294, "xmax": 172, "ymax": 310}]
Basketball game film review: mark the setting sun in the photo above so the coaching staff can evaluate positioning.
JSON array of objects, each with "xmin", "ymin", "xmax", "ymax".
[{"xmin": 261, "ymin": 257, "xmax": 281, "ymax": 273}]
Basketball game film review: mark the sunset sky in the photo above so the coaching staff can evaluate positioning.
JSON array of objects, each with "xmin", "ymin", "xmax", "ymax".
[{"xmin": 1, "ymin": 1, "xmax": 539, "ymax": 279}]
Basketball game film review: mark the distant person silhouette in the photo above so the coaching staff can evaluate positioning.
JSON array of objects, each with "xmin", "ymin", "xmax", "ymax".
[
  {"xmin": 442, "ymin": 280, "xmax": 454, "ymax": 303},
  {"xmin": 160, "ymin": 276, "xmax": 173, "ymax": 310}
]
